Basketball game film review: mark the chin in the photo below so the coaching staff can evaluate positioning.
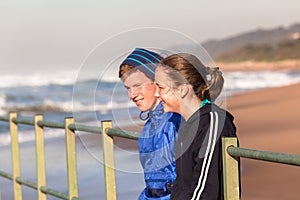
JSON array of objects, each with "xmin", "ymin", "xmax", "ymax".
[
  {"xmin": 137, "ymin": 105, "xmax": 150, "ymax": 112},
  {"xmin": 163, "ymin": 107, "xmax": 173, "ymax": 113}
]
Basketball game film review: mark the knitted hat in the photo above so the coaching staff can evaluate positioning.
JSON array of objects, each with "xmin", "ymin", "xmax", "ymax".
[{"xmin": 120, "ymin": 48, "xmax": 162, "ymax": 80}]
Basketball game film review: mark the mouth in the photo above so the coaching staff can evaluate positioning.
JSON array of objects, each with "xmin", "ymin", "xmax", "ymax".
[{"xmin": 133, "ymin": 98, "xmax": 143, "ymax": 105}]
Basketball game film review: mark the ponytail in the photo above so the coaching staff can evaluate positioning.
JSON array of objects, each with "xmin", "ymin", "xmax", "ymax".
[{"xmin": 200, "ymin": 67, "xmax": 224, "ymax": 102}]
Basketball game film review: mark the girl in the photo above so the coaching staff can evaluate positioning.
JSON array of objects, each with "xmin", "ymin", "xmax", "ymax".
[{"xmin": 154, "ymin": 53, "xmax": 239, "ymax": 200}]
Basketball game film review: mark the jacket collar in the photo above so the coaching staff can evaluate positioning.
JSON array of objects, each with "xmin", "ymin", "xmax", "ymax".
[
  {"xmin": 149, "ymin": 101, "xmax": 164, "ymax": 120},
  {"xmin": 184, "ymin": 104, "xmax": 234, "ymax": 125}
]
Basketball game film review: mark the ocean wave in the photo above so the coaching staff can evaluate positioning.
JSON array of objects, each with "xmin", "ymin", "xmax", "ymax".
[
  {"xmin": 0, "ymin": 94, "xmax": 6, "ymax": 115},
  {"xmin": 2, "ymin": 99, "xmax": 136, "ymax": 114},
  {"xmin": 0, "ymin": 128, "xmax": 66, "ymax": 146},
  {"xmin": 1, "ymin": 70, "xmax": 299, "ymax": 90},
  {"xmin": 0, "ymin": 117, "xmax": 142, "ymax": 146},
  {"xmin": 1, "ymin": 70, "xmax": 300, "ymax": 115},
  {"xmin": 223, "ymin": 70, "xmax": 300, "ymax": 94},
  {"xmin": 0, "ymin": 70, "xmax": 78, "ymax": 88},
  {"xmin": 0, "ymin": 70, "xmax": 122, "ymax": 88}
]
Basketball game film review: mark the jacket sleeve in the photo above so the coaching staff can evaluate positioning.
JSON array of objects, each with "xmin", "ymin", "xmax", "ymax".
[
  {"xmin": 189, "ymin": 113, "xmax": 222, "ymax": 200},
  {"xmin": 190, "ymin": 140, "xmax": 222, "ymax": 200}
]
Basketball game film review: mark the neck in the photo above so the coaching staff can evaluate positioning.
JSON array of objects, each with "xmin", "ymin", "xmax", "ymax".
[
  {"xmin": 150, "ymin": 99, "xmax": 161, "ymax": 111},
  {"xmin": 180, "ymin": 96, "xmax": 201, "ymax": 121}
]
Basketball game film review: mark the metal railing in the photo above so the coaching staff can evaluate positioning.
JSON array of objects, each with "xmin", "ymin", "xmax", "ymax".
[
  {"xmin": 1, "ymin": 112, "xmax": 300, "ymax": 200},
  {"xmin": 222, "ymin": 137, "xmax": 300, "ymax": 200},
  {"xmin": 0, "ymin": 112, "xmax": 139, "ymax": 200}
]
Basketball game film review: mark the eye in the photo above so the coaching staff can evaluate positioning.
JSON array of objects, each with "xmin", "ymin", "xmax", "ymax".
[
  {"xmin": 158, "ymin": 85, "xmax": 165, "ymax": 90},
  {"xmin": 156, "ymin": 83, "xmax": 166, "ymax": 90},
  {"xmin": 133, "ymin": 83, "xmax": 142, "ymax": 88},
  {"xmin": 155, "ymin": 82, "xmax": 163, "ymax": 89}
]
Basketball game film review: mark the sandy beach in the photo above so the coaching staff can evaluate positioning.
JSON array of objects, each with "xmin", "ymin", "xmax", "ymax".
[
  {"xmin": 1, "ymin": 61, "xmax": 300, "ymax": 199},
  {"xmin": 213, "ymin": 60, "xmax": 300, "ymax": 199},
  {"xmin": 226, "ymin": 81, "xmax": 300, "ymax": 200}
]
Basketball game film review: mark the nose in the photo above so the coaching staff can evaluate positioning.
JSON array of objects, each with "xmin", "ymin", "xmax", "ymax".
[{"xmin": 154, "ymin": 90, "xmax": 160, "ymax": 97}]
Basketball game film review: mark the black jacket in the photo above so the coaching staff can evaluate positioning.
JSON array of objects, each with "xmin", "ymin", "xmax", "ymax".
[{"xmin": 171, "ymin": 104, "xmax": 238, "ymax": 200}]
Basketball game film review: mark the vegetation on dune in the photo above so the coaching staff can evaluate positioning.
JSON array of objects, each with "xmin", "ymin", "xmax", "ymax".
[{"xmin": 215, "ymin": 38, "xmax": 300, "ymax": 62}]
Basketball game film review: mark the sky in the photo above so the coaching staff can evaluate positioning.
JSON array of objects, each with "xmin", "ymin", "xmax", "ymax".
[{"xmin": 1, "ymin": 0, "xmax": 300, "ymax": 75}]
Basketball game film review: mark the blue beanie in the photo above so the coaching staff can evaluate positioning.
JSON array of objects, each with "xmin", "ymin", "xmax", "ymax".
[{"xmin": 120, "ymin": 48, "xmax": 162, "ymax": 80}]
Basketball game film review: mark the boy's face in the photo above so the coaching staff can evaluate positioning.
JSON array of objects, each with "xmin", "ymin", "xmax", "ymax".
[{"xmin": 123, "ymin": 70, "xmax": 159, "ymax": 112}]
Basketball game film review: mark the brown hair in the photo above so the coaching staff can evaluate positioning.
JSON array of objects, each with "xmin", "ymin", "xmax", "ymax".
[
  {"xmin": 160, "ymin": 53, "xmax": 224, "ymax": 101},
  {"xmin": 119, "ymin": 64, "xmax": 138, "ymax": 81}
]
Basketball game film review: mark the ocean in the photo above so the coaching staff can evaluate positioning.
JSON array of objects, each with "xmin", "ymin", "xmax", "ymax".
[{"xmin": 1, "ymin": 70, "xmax": 300, "ymax": 145}]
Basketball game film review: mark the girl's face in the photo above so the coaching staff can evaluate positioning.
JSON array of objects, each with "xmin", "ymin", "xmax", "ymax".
[
  {"xmin": 154, "ymin": 67, "xmax": 181, "ymax": 113},
  {"xmin": 123, "ymin": 70, "xmax": 159, "ymax": 112}
]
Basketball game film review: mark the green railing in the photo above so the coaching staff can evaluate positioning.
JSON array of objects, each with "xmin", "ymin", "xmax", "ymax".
[
  {"xmin": 0, "ymin": 112, "xmax": 139, "ymax": 200},
  {"xmin": 1, "ymin": 112, "xmax": 300, "ymax": 200},
  {"xmin": 222, "ymin": 137, "xmax": 300, "ymax": 200}
]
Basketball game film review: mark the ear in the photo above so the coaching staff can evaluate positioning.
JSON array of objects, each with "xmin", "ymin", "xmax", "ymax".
[{"xmin": 177, "ymin": 84, "xmax": 189, "ymax": 98}]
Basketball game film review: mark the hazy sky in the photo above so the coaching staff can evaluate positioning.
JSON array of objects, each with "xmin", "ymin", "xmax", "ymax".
[{"xmin": 1, "ymin": 0, "xmax": 300, "ymax": 74}]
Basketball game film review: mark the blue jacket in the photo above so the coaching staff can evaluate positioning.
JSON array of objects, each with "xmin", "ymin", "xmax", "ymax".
[{"xmin": 138, "ymin": 102, "xmax": 181, "ymax": 199}]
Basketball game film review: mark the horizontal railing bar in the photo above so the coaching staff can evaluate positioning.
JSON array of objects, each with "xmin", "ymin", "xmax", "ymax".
[
  {"xmin": 0, "ymin": 170, "xmax": 13, "ymax": 180},
  {"xmin": 12, "ymin": 117, "xmax": 34, "ymax": 126},
  {"xmin": 68, "ymin": 124, "xmax": 102, "ymax": 134},
  {"xmin": 37, "ymin": 120, "xmax": 65, "ymax": 129},
  {"xmin": 0, "ymin": 115, "xmax": 140, "ymax": 140},
  {"xmin": 0, "ymin": 171, "xmax": 74, "ymax": 199},
  {"xmin": 16, "ymin": 177, "xmax": 37, "ymax": 190},
  {"xmin": 68, "ymin": 124, "xmax": 140, "ymax": 140},
  {"xmin": 40, "ymin": 186, "xmax": 69, "ymax": 200},
  {"xmin": 106, "ymin": 128, "xmax": 139, "ymax": 140},
  {"xmin": 0, "ymin": 116, "xmax": 9, "ymax": 122},
  {"xmin": 227, "ymin": 146, "xmax": 300, "ymax": 166}
]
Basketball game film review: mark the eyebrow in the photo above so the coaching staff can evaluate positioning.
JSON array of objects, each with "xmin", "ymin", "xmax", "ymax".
[
  {"xmin": 154, "ymin": 81, "xmax": 160, "ymax": 86},
  {"xmin": 154, "ymin": 82, "xmax": 166, "ymax": 88}
]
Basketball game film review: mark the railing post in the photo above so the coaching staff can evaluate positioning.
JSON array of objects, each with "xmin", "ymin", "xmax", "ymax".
[
  {"xmin": 9, "ymin": 112, "xmax": 22, "ymax": 200},
  {"xmin": 222, "ymin": 137, "xmax": 240, "ymax": 200},
  {"xmin": 34, "ymin": 115, "xmax": 47, "ymax": 200},
  {"xmin": 65, "ymin": 118, "xmax": 79, "ymax": 200},
  {"xmin": 101, "ymin": 120, "xmax": 117, "ymax": 200}
]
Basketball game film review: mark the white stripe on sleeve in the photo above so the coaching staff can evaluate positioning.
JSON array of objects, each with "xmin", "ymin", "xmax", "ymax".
[{"xmin": 191, "ymin": 112, "xmax": 219, "ymax": 200}]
